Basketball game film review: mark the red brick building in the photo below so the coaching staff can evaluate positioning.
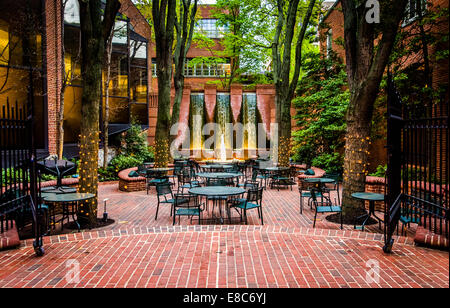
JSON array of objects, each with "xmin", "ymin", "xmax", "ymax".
[
  {"xmin": 318, "ymin": 0, "xmax": 449, "ymax": 169},
  {"xmin": 1, "ymin": 0, "xmax": 152, "ymax": 158},
  {"xmin": 319, "ymin": 0, "xmax": 449, "ymax": 92}
]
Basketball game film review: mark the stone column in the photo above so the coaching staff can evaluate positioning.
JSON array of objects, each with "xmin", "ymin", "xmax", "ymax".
[{"xmin": 204, "ymin": 84, "xmax": 217, "ymax": 123}]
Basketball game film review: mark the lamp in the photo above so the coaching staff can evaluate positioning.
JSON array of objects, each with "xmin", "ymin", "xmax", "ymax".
[{"xmin": 102, "ymin": 198, "xmax": 109, "ymax": 222}]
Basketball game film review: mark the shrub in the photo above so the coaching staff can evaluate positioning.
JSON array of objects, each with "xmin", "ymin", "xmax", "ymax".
[
  {"xmin": 311, "ymin": 152, "xmax": 344, "ymax": 174},
  {"xmin": 291, "ymin": 51, "xmax": 348, "ymax": 171},
  {"xmin": 369, "ymin": 165, "xmax": 387, "ymax": 178}
]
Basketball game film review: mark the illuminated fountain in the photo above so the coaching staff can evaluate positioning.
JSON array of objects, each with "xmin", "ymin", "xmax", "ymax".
[
  {"xmin": 219, "ymin": 134, "xmax": 227, "ymax": 162},
  {"xmin": 186, "ymin": 91, "xmax": 268, "ymax": 161}
]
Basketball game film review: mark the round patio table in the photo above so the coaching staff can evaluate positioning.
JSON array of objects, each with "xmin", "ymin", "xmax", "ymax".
[
  {"xmin": 201, "ymin": 165, "xmax": 233, "ymax": 171},
  {"xmin": 37, "ymin": 159, "xmax": 77, "ymax": 193},
  {"xmin": 196, "ymin": 172, "xmax": 243, "ymax": 179},
  {"xmin": 189, "ymin": 186, "xmax": 245, "ymax": 224},
  {"xmin": 303, "ymin": 177, "xmax": 336, "ymax": 202},
  {"xmin": 352, "ymin": 192, "xmax": 384, "ymax": 231},
  {"xmin": 42, "ymin": 192, "xmax": 95, "ymax": 232},
  {"xmin": 263, "ymin": 167, "xmax": 290, "ymax": 171},
  {"xmin": 303, "ymin": 177, "xmax": 335, "ymax": 184}
]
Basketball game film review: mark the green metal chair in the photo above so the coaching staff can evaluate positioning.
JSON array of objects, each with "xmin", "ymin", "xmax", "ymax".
[
  {"xmin": 176, "ymin": 168, "xmax": 200, "ymax": 194},
  {"xmin": 155, "ymin": 183, "xmax": 188, "ymax": 221},
  {"xmin": 230, "ymin": 187, "xmax": 264, "ymax": 225},
  {"xmin": 398, "ymin": 205, "xmax": 421, "ymax": 236},
  {"xmin": 172, "ymin": 193, "xmax": 203, "ymax": 225},
  {"xmin": 323, "ymin": 172, "xmax": 341, "ymax": 205},
  {"xmin": 270, "ymin": 167, "xmax": 297, "ymax": 191},
  {"xmin": 298, "ymin": 179, "xmax": 326, "ymax": 214},
  {"xmin": 310, "ymin": 188, "xmax": 342, "ymax": 229}
]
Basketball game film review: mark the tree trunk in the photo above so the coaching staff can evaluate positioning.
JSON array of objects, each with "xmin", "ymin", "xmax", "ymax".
[
  {"xmin": 154, "ymin": 69, "xmax": 172, "ymax": 167},
  {"xmin": 341, "ymin": 106, "xmax": 372, "ymax": 217},
  {"xmin": 78, "ymin": 56, "xmax": 102, "ymax": 227},
  {"xmin": 77, "ymin": 0, "xmax": 120, "ymax": 227},
  {"xmin": 339, "ymin": 0, "xmax": 408, "ymax": 219},
  {"xmin": 275, "ymin": 88, "xmax": 292, "ymax": 167},
  {"xmin": 152, "ymin": 0, "xmax": 176, "ymax": 167},
  {"xmin": 170, "ymin": 76, "xmax": 183, "ymax": 146}
]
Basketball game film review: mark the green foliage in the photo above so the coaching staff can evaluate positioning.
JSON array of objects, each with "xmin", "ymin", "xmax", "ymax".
[
  {"xmin": 98, "ymin": 125, "xmax": 154, "ymax": 181},
  {"xmin": 291, "ymin": 51, "xmax": 348, "ymax": 174},
  {"xmin": 389, "ymin": 2, "xmax": 449, "ymax": 102},
  {"xmin": 98, "ymin": 155, "xmax": 142, "ymax": 182},
  {"xmin": 369, "ymin": 165, "xmax": 387, "ymax": 178},
  {"xmin": 311, "ymin": 152, "xmax": 344, "ymax": 174}
]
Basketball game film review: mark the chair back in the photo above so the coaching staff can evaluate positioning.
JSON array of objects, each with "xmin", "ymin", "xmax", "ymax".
[
  {"xmin": 174, "ymin": 161, "xmax": 185, "ymax": 174},
  {"xmin": 247, "ymin": 187, "xmax": 263, "ymax": 203},
  {"xmin": 177, "ymin": 168, "xmax": 192, "ymax": 184},
  {"xmin": 156, "ymin": 182, "xmax": 173, "ymax": 200},
  {"xmin": 206, "ymin": 178, "xmax": 228, "ymax": 186},
  {"xmin": 310, "ymin": 188, "xmax": 337, "ymax": 211},
  {"xmin": 242, "ymin": 181, "xmax": 259, "ymax": 189},
  {"xmin": 174, "ymin": 193, "xmax": 197, "ymax": 207},
  {"xmin": 137, "ymin": 165, "xmax": 146, "ymax": 175},
  {"xmin": 325, "ymin": 173, "xmax": 340, "ymax": 183},
  {"xmin": 299, "ymin": 177, "xmax": 317, "ymax": 190},
  {"xmin": 289, "ymin": 166, "xmax": 297, "ymax": 178}
]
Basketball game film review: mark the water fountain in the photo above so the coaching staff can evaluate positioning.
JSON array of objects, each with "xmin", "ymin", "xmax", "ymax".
[{"xmin": 187, "ymin": 91, "xmax": 268, "ymax": 161}]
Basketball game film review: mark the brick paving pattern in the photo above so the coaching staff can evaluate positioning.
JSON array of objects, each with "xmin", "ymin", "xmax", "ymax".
[{"xmin": 0, "ymin": 183, "xmax": 448, "ymax": 288}]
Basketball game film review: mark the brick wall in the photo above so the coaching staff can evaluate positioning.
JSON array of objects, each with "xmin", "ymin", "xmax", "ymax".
[
  {"xmin": 44, "ymin": 0, "xmax": 63, "ymax": 155},
  {"xmin": 43, "ymin": 0, "xmax": 153, "ymax": 154}
]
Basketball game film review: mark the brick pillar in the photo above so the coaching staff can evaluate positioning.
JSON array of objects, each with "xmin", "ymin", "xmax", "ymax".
[
  {"xmin": 176, "ymin": 85, "xmax": 191, "ymax": 150},
  {"xmin": 204, "ymin": 84, "xmax": 217, "ymax": 123},
  {"xmin": 147, "ymin": 93, "xmax": 158, "ymax": 145},
  {"xmin": 256, "ymin": 84, "xmax": 275, "ymax": 139},
  {"xmin": 230, "ymin": 84, "xmax": 242, "ymax": 124},
  {"xmin": 45, "ymin": 0, "xmax": 63, "ymax": 155}
]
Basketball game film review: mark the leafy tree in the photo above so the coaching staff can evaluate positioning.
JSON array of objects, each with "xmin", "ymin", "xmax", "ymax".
[
  {"xmin": 171, "ymin": 0, "xmax": 199, "ymax": 141},
  {"xmin": 208, "ymin": 0, "xmax": 274, "ymax": 87},
  {"xmin": 340, "ymin": 0, "xmax": 408, "ymax": 218},
  {"xmin": 77, "ymin": 0, "xmax": 121, "ymax": 226},
  {"xmin": 271, "ymin": 0, "xmax": 319, "ymax": 166},
  {"xmin": 389, "ymin": 1, "xmax": 448, "ymax": 101},
  {"xmin": 136, "ymin": 0, "xmax": 198, "ymax": 165},
  {"xmin": 292, "ymin": 51, "xmax": 349, "ymax": 174}
]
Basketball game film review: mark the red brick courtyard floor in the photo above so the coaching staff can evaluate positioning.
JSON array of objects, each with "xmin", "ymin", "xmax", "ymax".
[{"xmin": 0, "ymin": 183, "xmax": 448, "ymax": 288}]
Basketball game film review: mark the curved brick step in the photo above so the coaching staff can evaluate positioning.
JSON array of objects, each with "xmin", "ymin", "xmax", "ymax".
[
  {"xmin": 21, "ymin": 224, "xmax": 415, "ymax": 248},
  {"xmin": 414, "ymin": 226, "xmax": 449, "ymax": 250}
]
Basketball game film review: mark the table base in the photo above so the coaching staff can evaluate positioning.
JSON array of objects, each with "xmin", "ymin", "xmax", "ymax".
[{"xmin": 354, "ymin": 201, "xmax": 384, "ymax": 231}]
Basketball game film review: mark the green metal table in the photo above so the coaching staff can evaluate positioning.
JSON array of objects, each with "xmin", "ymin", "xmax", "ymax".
[
  {"xmin": 201, "ymin": 165, "xmax": 233, "ymax": 171},
  {"xmin": 42, "ymin": 192, "xmax": 95, "ymax": 232},
  {"xmin": 197, "ymin": 172, "xmax": 243, "ymax": 186},
  {"xmin": 352, "ymin": 192, "xmax": 385, "ymax": 231},
  {"xmin": 196, "ymin": 172, "xmax": 243, "ymax": 179},
  {"xmin": 189, "ymin": 186, "xmax": 245, "ymax": 224}
]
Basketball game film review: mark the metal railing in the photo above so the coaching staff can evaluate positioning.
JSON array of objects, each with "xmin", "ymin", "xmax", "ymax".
[
  {"xmin": 0, "ymin": 98, "xmax": 43, "ymax": 255},
  {"xmin": 384, "ymin": 74, "xmax": 449, "ymax": 252}
]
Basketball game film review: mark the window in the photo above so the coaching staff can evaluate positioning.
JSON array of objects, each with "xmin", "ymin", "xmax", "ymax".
[
  {"xmin": 151, "ymin": 59, "xmax": 157, "ymax": 77},
  {"xmin": 184, "ymin": 59, "xmax": 230, "ymax": 77},
  {"xmin": 403, "ymin": 0, "xmax": 427, "ymax": 25},
  {"xmin": 326, "ymin": 29, "xmax": 332, "ymax": 58},
  {"xmin": 0, "ymin": 0, "xmax": 45, "ymax": 148},
  {"xmin": 195, "ymin": 19, "xmax": 227, "ymax": 38},
  {"xmin": 63, "ymin": 17, "xmax": 149, "ymax": 128},
  {"xmin": 64, "ymin": 0, "xmax": 80, "ymax": 25},
  {"xmin": 64, "ymin": 25, "xmax": 82, "ymax": 85}
]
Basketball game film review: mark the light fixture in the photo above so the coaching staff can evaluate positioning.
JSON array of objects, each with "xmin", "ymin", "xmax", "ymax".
[{"xmin": 102, "ymin": 198, "xmax": 109, "ymax": 222}]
